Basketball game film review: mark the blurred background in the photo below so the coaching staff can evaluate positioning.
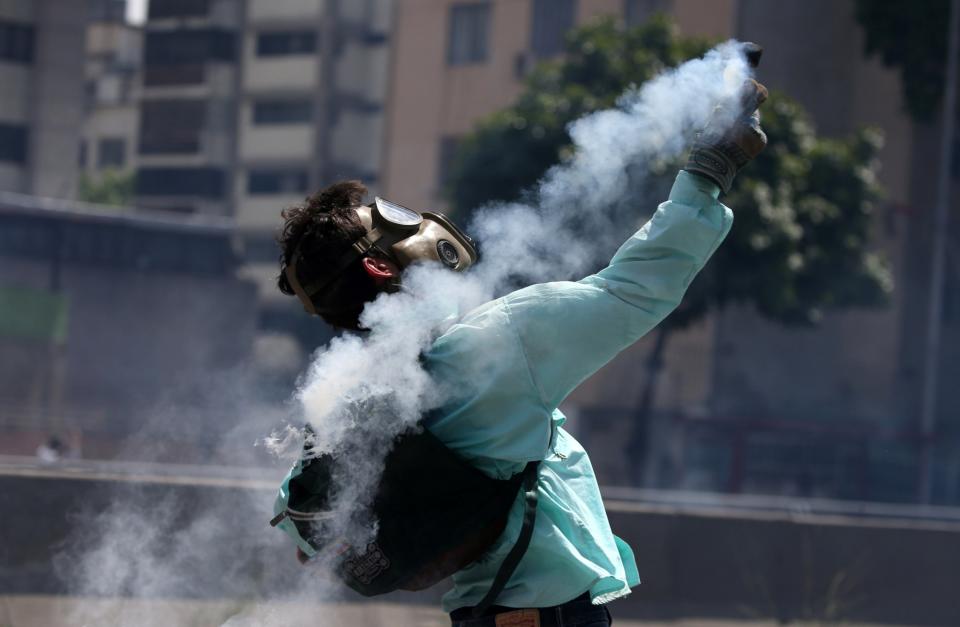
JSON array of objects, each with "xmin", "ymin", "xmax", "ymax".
[{"xmin": 1, "ymin": 0, "xmax": 959, "ymax": 625}]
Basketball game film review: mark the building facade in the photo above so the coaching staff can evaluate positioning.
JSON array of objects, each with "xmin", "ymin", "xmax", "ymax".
[
  {"xmin": 0, "ymin": 0, "xmax": 86, "ymax": 198},
  {"xmin": 81, "ymin": 0, "xmax": 142, "ymax": 183},
  {"xmin": 236, "ymin": 0, "xmax": 391, "ymax": 256},
  {"xmin": 132, "ymin": 0, "xmax": 393, "ymax": 332},
  {"xmin": 134, "ymin": 0, "xmax": 244, "ymax": 217},
  {"xmin": 133, "ymin": 0, "xmax": 392, "ymax": 241}
]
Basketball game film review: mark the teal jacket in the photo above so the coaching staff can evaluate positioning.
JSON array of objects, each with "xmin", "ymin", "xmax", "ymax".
[{"xmin": 422, "ymin": 171, "xmax": 733, "ymax": 611}]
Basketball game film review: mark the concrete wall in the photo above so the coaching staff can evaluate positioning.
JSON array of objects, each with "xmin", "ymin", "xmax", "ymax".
[
  {"xmin": 0, "ymin": 255, "xmax": 258, "ymax": 459},
  {"xmin": 2, "ymin": 469, "xmax": 958, "ymax": 625},
  {"xmin": 603, "ymin": 502, "xmax": 960, "ymax": 625},
  {"xmin": 0, "ymin": 64, "xmax": 30, "ymax": 121},
  {"xmin": 29, "ymin": 0, "xmax": 86, "ymax": 198}
]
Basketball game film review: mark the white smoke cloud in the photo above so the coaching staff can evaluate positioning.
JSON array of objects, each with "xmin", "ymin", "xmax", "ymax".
[{"xmin": 59, "ymin": 42, "xmax": 751, "ymax": 626}]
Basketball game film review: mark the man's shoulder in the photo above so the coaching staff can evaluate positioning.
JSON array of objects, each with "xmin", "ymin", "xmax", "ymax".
[
  {"xmin": 444, "ymin": 280, "xmax": 589, "ymax": 330},
  {"xmin": 428, "ymin": 297, "xmax": 512, "ymax": 352}
]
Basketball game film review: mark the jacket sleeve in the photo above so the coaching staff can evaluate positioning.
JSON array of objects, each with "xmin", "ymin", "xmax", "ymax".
[{"xmin": 503, "ymin": 170, "xmax": 733, "ymax": 411}]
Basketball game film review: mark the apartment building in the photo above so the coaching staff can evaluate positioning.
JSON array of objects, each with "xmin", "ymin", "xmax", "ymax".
[
  {"xmin": 0, "ymin": 0, "xmax": 86, "ymax": 198},
  {"xmin": 81, "ymin": 0, "xmax": 142, "ymax": 179},
  {"xmin": 133, "ymin": 0, "xmax": 392, "ymax": 249},
  {"xmin": 237, "ymin": 0, "xmax": 392, "ymax": 260},
  {"xmin": 134, "ymin": 0, "xmax": 243, "ymax": 217},
  {"xmin": 131, "ymin": 0, "xmax": 392, "ymax": 339}
]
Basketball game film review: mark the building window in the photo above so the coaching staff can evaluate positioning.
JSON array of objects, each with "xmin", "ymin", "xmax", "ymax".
[
  {"xmin": 0, "ymin": 20, "xmax": 34, "ymax": 64},
  {"xmin": 148, "ymin": 0, "xmax": 210, "ymax": 20},
  {"xmin": 97, "ymin": 138, "xmax": 127, "ymax": 169},
  {"xmin": 89, "ymin": 0, "xmax": 128, "ymax": 23},
  {"xmin": 144, "ymin": 64, "xmax": 205, "ymax": 87},
  {"xmin": 79, "ymin": 140, "xmax": 88, "ymax": 168},
  {"xmin": 247, "ymin": 169, "xmax": 309, "ymax": 195},
  {"xmin": 0, "ymin": 123, "xmax": 27, "ymax": 164},
  {"xmin": 447, "ymin": 3, "xmax": 491, "ymax": 65},
  {"xmin": 256, "ymin": 31, "xmax": 317, "ymax": 57},
  {"xmin": 136, "ymin": 167, "xmax": 225, "ymax": 198},
  {"xmin": 143, "ymin": 28, "xmax": 236, "ymax": 86},
  {"xmin": 145, "ymin": 29, "xmax": 237, "ymax": 65},
  {"xmin": 531, "ymin": 0, "xmax": 576, "ymax": 58},
  {"xmin": 253, "ymin": 100, "xmax": 313, "ymax": 125},
  {"xmin": 143, "ymin": 29, "xmax": 236, "ymax": 87},
  {"xmin": 624, "ymin": 0, "xmax": 670, "ymax": 27},
  {"xmin": 139, "ymin": 100, "xmax": 206, "ymax": 155}
]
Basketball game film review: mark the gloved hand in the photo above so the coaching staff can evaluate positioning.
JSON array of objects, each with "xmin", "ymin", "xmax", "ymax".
[{"xmin": 684, "ymin": 77, "xmax": 769, "ymax": 194}]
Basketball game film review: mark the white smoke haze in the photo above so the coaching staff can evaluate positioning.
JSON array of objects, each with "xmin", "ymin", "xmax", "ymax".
[{"xmin": 58, "ymin": 42, "xmax": 751, "ymax": 626}]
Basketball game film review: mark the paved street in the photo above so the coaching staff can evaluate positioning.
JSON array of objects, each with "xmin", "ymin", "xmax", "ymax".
[{"xmin": 0, "ymin": 596, "xmax": 912, "ymax": 627}]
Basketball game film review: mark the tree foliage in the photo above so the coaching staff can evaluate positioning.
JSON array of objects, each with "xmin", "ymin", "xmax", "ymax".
[
  {"xmin": 448, "ymin": 16, "xmax": 892, "ymax": 330},
  {"xmin": 78, "ymin": 170, "xmax": 136, "ymax": 207},
  {"xmin": 448, "ymin": 16, "xmax": 711, "ymax": 212},
  {"xmin": 854, "ymin": 0, "xmax": 950, "ymax": 122}
]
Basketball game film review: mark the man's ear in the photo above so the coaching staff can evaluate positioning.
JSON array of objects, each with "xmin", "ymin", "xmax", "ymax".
[{"xmin": 361, "ymin": 256, "xmax": 399, "ymax": 284}]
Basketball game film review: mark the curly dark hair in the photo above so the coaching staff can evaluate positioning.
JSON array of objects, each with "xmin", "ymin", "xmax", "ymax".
[{"xmin": 277, "ymin": 180, "xmax": 382, "ymax": 330}]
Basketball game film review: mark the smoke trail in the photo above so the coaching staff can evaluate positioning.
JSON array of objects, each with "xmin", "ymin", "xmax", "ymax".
[
  {"xmin": 472, "ymin": 40, "xmax": 748, "ymax": 290},
  {"xmin": 58, "ymin": 41, "xmax": 751, "ymax": 626}
]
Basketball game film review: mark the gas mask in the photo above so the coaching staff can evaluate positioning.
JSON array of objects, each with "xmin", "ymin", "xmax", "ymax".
[{"xmin": 285, "ymin": 197, "xmax": 478, "ymax": 315}]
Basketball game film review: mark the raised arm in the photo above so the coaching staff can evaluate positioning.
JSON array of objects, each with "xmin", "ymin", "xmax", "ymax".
[
  {"xmin": 425, "ymin": 75, "xmax": 768, "ymax": 462},
  {"xmin": 505, "ymin": 71, "xmax": 769, "ymax": 411},
  {"xmin": 503, "ymin": 170, "xmax": 731, "ymax": 410}
]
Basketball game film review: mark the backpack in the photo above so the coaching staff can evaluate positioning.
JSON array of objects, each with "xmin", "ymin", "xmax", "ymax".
[{"xmin": 271, "ymin": 420, "xmax": 540, "ymax": 614}]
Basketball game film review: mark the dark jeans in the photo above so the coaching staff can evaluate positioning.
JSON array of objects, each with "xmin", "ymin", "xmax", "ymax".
[{"xmin": 449, "ymin": 593, "xmax": 612, "ymax": 626}]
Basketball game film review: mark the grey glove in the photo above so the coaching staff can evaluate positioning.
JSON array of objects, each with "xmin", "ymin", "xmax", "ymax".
[{"xmin": 684, "ymin": 78, "xmax": 769, "ymax": 194}]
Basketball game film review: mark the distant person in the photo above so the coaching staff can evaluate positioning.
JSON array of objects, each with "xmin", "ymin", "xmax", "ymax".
[
  {"xmin": 271, "ymin": 61, "xmax": 768, "ymax": 626},
  {"xmin": 36, "ymin": 435, "xmax": 66, "ymax": 464}
]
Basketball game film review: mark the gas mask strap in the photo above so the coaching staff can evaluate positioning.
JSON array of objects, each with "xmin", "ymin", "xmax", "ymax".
[
  {"xmin": 286, "ymin": 226, "xmax": 405, "ymax": 316},
  {"xmin": 285, "ymin": 256, "xmax": 318, "ymax": 316}
]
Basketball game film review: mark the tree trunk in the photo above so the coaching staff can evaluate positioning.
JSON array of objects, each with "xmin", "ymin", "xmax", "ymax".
[{"xmin": 625, "ymin": 324, "xmax": 671, "ymax": 487}]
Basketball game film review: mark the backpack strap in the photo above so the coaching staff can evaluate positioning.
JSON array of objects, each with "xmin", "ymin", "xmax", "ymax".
[{"xmin": 471, "ymin": 460, "xmax": 541, "ymax": 617}]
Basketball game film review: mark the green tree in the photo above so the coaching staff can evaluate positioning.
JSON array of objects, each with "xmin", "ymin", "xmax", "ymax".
[
  {"xmin": 78, "ymin": 170, "xmax": 136, "ymax": 207},
  {"xmin": 448, "ymin": 16, "xmax": 892, "ymax": 486},
  {"xmin": 854, "ymin": 0, "xmax": 950, "ymax": 122}
]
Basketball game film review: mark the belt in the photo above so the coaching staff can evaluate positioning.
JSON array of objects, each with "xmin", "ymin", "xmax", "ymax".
[{"xmin": 449, "ymin": 593, "xmax": 611, "ymax": 627}]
